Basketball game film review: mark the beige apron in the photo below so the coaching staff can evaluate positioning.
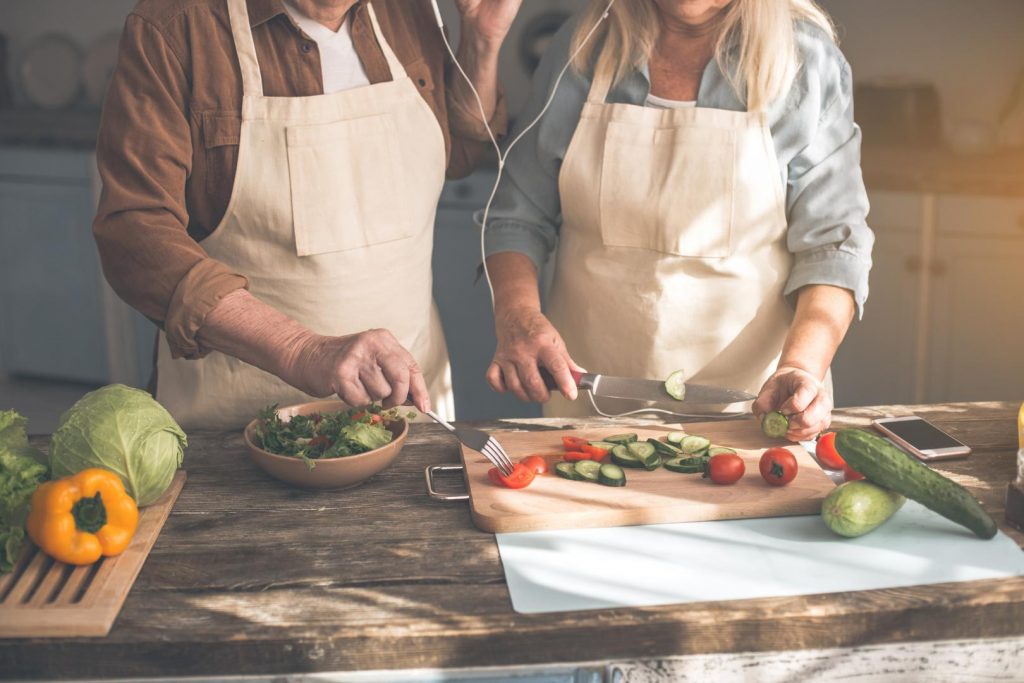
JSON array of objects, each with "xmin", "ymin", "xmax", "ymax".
[
  {"xmin": 156, "ymin": 0, "xmax": 453, "ymax": 430},
  {"xmin": 545, "ymin": 67, "xmax": 795, "ymax": 417}
]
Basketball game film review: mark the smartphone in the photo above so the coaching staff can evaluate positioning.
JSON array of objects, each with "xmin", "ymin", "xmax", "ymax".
[{"xmin": 872, "ymin": 416, "xmax": 971, "ymax": 461}]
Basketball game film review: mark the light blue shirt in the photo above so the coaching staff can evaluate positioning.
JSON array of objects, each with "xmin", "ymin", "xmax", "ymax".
[{"xmin": 481, "ymin": 17, "xmax": 874, "ymax": 315}]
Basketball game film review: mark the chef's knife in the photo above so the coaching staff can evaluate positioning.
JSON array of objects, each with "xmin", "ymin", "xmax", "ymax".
[{"xmin": 541, "ymin": 369, "xmax": 755, "ymax": 405}]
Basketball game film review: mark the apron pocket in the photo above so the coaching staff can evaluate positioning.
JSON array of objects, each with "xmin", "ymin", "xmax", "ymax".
[
  {"xmin": 286, "ymin": 114, "xmax": 410, "ymax": 257},
  {"xmin": 599, "ymin": 120, "xmax": 736, "ymax": 258}
]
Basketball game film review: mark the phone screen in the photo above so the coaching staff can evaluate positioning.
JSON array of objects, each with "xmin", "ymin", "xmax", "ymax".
[{"xmin": 879, "ymin": 418, "xmax": 963, "ymax": 450}]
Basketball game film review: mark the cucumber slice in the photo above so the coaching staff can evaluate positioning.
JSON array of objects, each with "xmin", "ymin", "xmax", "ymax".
[
  {"xmin": 664, "ymin": 456, "xmax": 708, "ymax": 474},
  {"xmin": 648, "ymin": 438, "xmax": 682, "ymax": 457},
  {"xmin": 604, "ymin": 433, "xmax": 638, "ymax": 445},
  {"xmin": 666, "ymin": 431, "xmax": 687, "ymax": 445},
  {"xmin": 555, "ymin": 462, "xmax": 584, "ymax": 481},
  {"xmin": 708, "ymin": 446, "xmax": 737, "ymax": 457},
  {"xmin": 598, "ymin": 463, "xmax": 626, "ymax": 487},
  {"xmin": 626, "ymin": 442, "xmax": 655, "ymax": 459},
  {"xmin": 664, "ymin": 369, "xmax": 687, "ymax": 400},
  {"xmin": 762, "ymin": 411, "xmax": 790, "ymax": 439},
  {"xmin": 680, "ymin": 435, "xmax": 711, "ymax": 454},
  {"xmin": 611, "ymin": 445, "xmax": 644, "ymax": 468},
  {"xmin": 574, "ymin": 460, "xmax": 603, "ymax": 482},
  {"xmin": 588, "ymin": 441, "xmax": 617, "ymax": 452}
]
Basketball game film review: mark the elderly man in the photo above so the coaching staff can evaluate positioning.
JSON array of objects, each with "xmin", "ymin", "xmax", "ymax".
[{"xmin": 93, "ymin": 0, "xmax": 519, "ymax": 429}]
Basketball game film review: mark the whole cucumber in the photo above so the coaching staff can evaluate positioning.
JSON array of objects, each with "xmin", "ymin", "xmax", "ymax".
[
  {"xmin": 822, "ymin": 480, "xmax": 905, "ymax": 537},
  {"xmin": 835, "ymin": 429, "xmax": 998, "ymax": 539}
]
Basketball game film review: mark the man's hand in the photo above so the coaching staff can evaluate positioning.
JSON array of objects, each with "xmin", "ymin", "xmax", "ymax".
[
  {"xmin": 753, "ymin": 366, "xmax": 832, "ymax": 442},
  {"xmin": 286, "ymin": 328, "xmax": 431, "ymax": 412},
  {"xmin": 487, "ymin": 307, "xmax": 582, "ymax": 403},
  {"xmin": 453, "ymin": 0, "xmax": 522, "ymax": 44}
]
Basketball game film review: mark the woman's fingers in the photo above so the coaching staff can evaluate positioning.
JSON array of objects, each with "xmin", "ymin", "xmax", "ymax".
[
  {"xmin": 779, "ymin": 377, "xmax": 819, "ymax": 415},
  {"xmin": 787, "ymin": 393, "xmax": 832, "ymax": 441},
  {"xmin": 538, "ymin": 348, "xmax": 578, "ymax": 400}
]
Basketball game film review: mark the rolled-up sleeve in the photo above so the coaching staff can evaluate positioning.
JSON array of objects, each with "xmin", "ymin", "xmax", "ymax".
[
  {"xmin": 93, "ymin": 15, "xmax": 247, "ymax": 359},
  {"xmin": 478, "ymin": 21, "xmax": 583, "ymax": 273},
  {"xmin": 783, "ymin": 52, "xmax": 874, "ymax": 318}
]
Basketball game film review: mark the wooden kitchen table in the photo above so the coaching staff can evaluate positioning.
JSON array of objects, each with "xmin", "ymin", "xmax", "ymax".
[{"xmin": 2, "ymin": 402, "xmax": 1023, "ymax": 681}]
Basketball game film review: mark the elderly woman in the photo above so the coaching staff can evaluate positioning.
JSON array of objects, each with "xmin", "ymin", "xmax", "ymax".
[{"xmin": 483, "ymin": 0, "xmax": 873, "ymax": 440}]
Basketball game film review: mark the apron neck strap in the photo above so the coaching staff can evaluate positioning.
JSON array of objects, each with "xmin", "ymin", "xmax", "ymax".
[
  {"xmin": 226, "ymin": 0, "xmax": 264, "ymax": 97},
  {"xmin": 364, "ymin": 2, "xmax": 407, "ymax": 81},
  {"xmin": 587, "ymin": 66, "xmax": 614, "ymax": 105}
]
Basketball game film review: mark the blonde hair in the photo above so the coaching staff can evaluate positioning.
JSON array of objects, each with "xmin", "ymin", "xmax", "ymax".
[{"xmin": 571, "ymin": 0, "xmax": 835, "ymax": 112}]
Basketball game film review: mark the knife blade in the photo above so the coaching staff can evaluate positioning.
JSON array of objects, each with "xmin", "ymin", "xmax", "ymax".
[{"xmin": 542, "ymin": 369, "xmax": 755, "ymax": 405}]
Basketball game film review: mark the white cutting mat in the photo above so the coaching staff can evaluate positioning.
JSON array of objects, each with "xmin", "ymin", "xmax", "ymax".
[{"xmin": 496, "ymin": 501, "xmax": 1024, "ymax": 614}]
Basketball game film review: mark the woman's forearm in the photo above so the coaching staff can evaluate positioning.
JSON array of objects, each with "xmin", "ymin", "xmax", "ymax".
[
  {"xmin": 449, "ymin": 27, "xmax": 502, "ymax": 124},
  {"xmin": 778, "ymin": 285, "xmax": 856, "ymax": 379},
  {"xmin": 486, "ymin": 251, "xmax": 542, "ymax": 319}
]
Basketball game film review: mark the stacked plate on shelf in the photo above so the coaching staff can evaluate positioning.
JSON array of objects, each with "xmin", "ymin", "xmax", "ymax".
[{"xmin": 17, "ymin": 31, "xmax": 120, "ymax": 109}]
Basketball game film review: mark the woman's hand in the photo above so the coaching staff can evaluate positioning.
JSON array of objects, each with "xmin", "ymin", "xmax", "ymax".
[
  {"xmin": 453, "ymin": 0, "xmax": 522, "ymax": 45},
  {"xmin": 753, "ymin": 366, "xmax": 832, "ymax": 442},
  {"xmin": 285, "ymin": 329, "xmax": 431, "ymax": 413},
  {"xmin": 488, "ymin": 306, "xmax": 583, "ymax": 403}
]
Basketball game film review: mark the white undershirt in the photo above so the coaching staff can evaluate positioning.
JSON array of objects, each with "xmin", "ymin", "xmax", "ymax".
[
  {"xmin": 284, "ymin": 2, "xmax": 371, "ymax": 94},
  {"xmin": 645, "ymin": 93, "xmax": 698, "ymax": 110}
]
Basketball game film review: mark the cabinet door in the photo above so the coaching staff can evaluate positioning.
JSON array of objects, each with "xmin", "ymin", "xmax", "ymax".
[
  {"xmin": 432, "ymin": 206, "xmax": 541, "ymax": 421},
  {"xmin": 0, "ymin": 180, "xmax": 109, "ymax": 383},
  {"xmin": 926, "ymin": 236, "xmax": 1024, "ymax": 402},
  {"xmin": 830, "ymin": 229, "xmax": 920, "ymax": 407}
]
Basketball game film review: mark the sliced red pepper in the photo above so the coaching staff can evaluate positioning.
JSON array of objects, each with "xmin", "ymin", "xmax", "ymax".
[
  {"xmin": 563, "ymin": 451, "xmax": 591, "ymax": 462},
  {"xmin": 561, "ymin": 436, "xmax": 589, "ymax": 451},
  {"xmin": 488, "ymin": 463, "xmax": 536, "ymax": 489},
  {"xmin": 581, "ymin": 444, "xmax": 609, "ymax": 461}
]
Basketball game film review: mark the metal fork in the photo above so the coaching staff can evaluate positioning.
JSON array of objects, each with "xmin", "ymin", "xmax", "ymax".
[{"xmin": 424, "ymin": 410, "xmax": 515, "ymax": 475}]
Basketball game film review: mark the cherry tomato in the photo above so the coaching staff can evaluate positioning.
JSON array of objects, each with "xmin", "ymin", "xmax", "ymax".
[
  {"xmin": 351, "ymin": 411, "xmax": 382, "ymax": 424},
  {"xmin": 562, "ymin": 436, "xmax": 589, "ymax": 451},
  {"xmin": 815, "ymin": 432, "xmax": 846, "ymax": 470},
  {"xmin": 759, "ymin": 447, "xmax": 798, "ymax": 486},
  {"xmin": 706, "ymin": 453, "xmax": 745, "ymax": 485},
  {"xmin": 581, "ymin": 444, "xmax": 609, "ymax": 461},
  {"xmin": 563, "ymin": 451, "xmax": 590, "ymax": 462},
  {"xmin": 487, "ymin": 463, "xmax": 536, "ymax": 489},
  {"xmin": 520, "ymin": 455, "xmax": 548, "ymax": 475},
  {"xmin": 843, "ymin": 464, "xmax": 865, "ymax": 482}
]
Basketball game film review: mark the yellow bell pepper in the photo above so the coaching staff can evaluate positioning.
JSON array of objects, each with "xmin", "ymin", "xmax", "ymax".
[{"xmin": 26, "ymin": 468, "xmax": 139, "ymax": 565}]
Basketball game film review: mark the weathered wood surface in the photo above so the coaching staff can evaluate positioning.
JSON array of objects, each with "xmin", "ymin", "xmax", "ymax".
[{"xmin": 2, "ymin": 402, "xmax": 1022, "ymax": 680}]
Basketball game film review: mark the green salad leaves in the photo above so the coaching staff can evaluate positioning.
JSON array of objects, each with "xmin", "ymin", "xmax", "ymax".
[
  {"xmin": 255, "ymin": 404, "xmax": 410, "ymax": 469},
  {"xmin": 0, "ymin": 411, "xmax": 48, "ymax": 572}
]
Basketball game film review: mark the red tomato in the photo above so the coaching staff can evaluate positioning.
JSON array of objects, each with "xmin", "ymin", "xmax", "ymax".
[
  {"xmin": 581, "ymin": 444, "xmax": 609, "ymax": 461},
  {"xmin": 563, "ymin": 451, "xmax": 590, "ymax": 462},
  {"xmin": 706, "ymin": 453, "xmax": 745, "ymax": 485},
  {"xmin": 843, "ymin": 465, "xmax": 865, "ymax": 482},
  {"xmin": 520, "ymin": 455, "xmax": 548, "ymax": 475},
  {"xmin": 562, "ymin": 436, "xmax": 589, "ymax": 451},
  {"xmin": 351, "ymin": 411, "xmax": 382, "ymax": 424},
  {"xmin": 759, "ymin": 447, "xmax": 798, "ymax": 486},
  {"xmin": 815, "ymin": 432, "xmax": 846, "ymax": 470},
  {"xmin": 488, "ymin": 463, "xmax": 536, "ymax": 489}
]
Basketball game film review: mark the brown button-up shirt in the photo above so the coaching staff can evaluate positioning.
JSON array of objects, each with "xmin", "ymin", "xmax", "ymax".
[{"xmin": 94, "ymin": 0, "xmax": 506, "ymax": 359}]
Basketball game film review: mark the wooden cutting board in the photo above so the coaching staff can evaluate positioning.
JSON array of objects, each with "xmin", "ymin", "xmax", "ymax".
[
  {"xmin": 460, "ymin": 422, "xmax": 835, "ymax": 533},
  {"xmin": 0, "ymin": 471, "xmax": 186, "ymax": 638}
]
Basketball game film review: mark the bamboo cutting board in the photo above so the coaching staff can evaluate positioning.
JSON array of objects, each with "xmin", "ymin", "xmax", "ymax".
[
  {"xmin": 0, "ymin": 471, "xmax": 186, "ymax": 638},
  {"xmin": 461, "ymin": 422, "xmax": 835, "ymax": 533}
]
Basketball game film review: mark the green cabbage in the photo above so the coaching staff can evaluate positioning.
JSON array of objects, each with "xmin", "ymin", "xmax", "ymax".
[{"xmin": 50, "ymin": 385, "xmax": 187, "ymax": 506}]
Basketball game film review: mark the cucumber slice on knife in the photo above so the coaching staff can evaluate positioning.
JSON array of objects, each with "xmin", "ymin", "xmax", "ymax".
[
  {"xmin": 680, "ymin": 435, "xmax": 711, "ymax": 454},
  {"xmin": 664, "ymin": 369, "xmax": 687, "ymax": 400},
  {"xmin": 574, "ymin": 460, "xmax": 603, "ymax": 482},
  {"xmin": 762, "ymin": 411, "xmax": 790, "ymax": 439},
  {"xmin": 604, "ymin": 433, "xmax": 638, "ymax": 445},
  {"xmin": 598, "ymin": 463, "xmax": 627, "ymax": 487}
]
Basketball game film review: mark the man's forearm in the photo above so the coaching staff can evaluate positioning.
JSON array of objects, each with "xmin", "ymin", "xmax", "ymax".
[
  {"xmin": 195, "ymin": 289, "xmax": 312, "ymax": 380},
  {"xmin": 778, "ymin": 285, "xmax": 856, "ymax": 380},
  {"xmin": 486, "ymin": 251, "xmax": 542, "ymax": 319}
]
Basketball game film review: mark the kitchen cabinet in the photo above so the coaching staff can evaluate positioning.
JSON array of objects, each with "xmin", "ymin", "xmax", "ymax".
[
  {"xmin": 831, "ymin": 189, "xmax": 1024, "ymax": 407},
  {"xmin": 0, "ymin": 146, "xmax": 154, "ymax": 387}
]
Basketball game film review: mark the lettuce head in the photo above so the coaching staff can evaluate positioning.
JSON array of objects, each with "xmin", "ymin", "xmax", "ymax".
[{"xmin": 50, "ymin": 385, "xmax": 187, "ymax": 506}]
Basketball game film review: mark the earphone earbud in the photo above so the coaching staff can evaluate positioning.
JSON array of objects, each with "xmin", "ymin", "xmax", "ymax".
[{"xmin": 429, "ymin": 0, "xmax": 446, "ymax": 29}]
